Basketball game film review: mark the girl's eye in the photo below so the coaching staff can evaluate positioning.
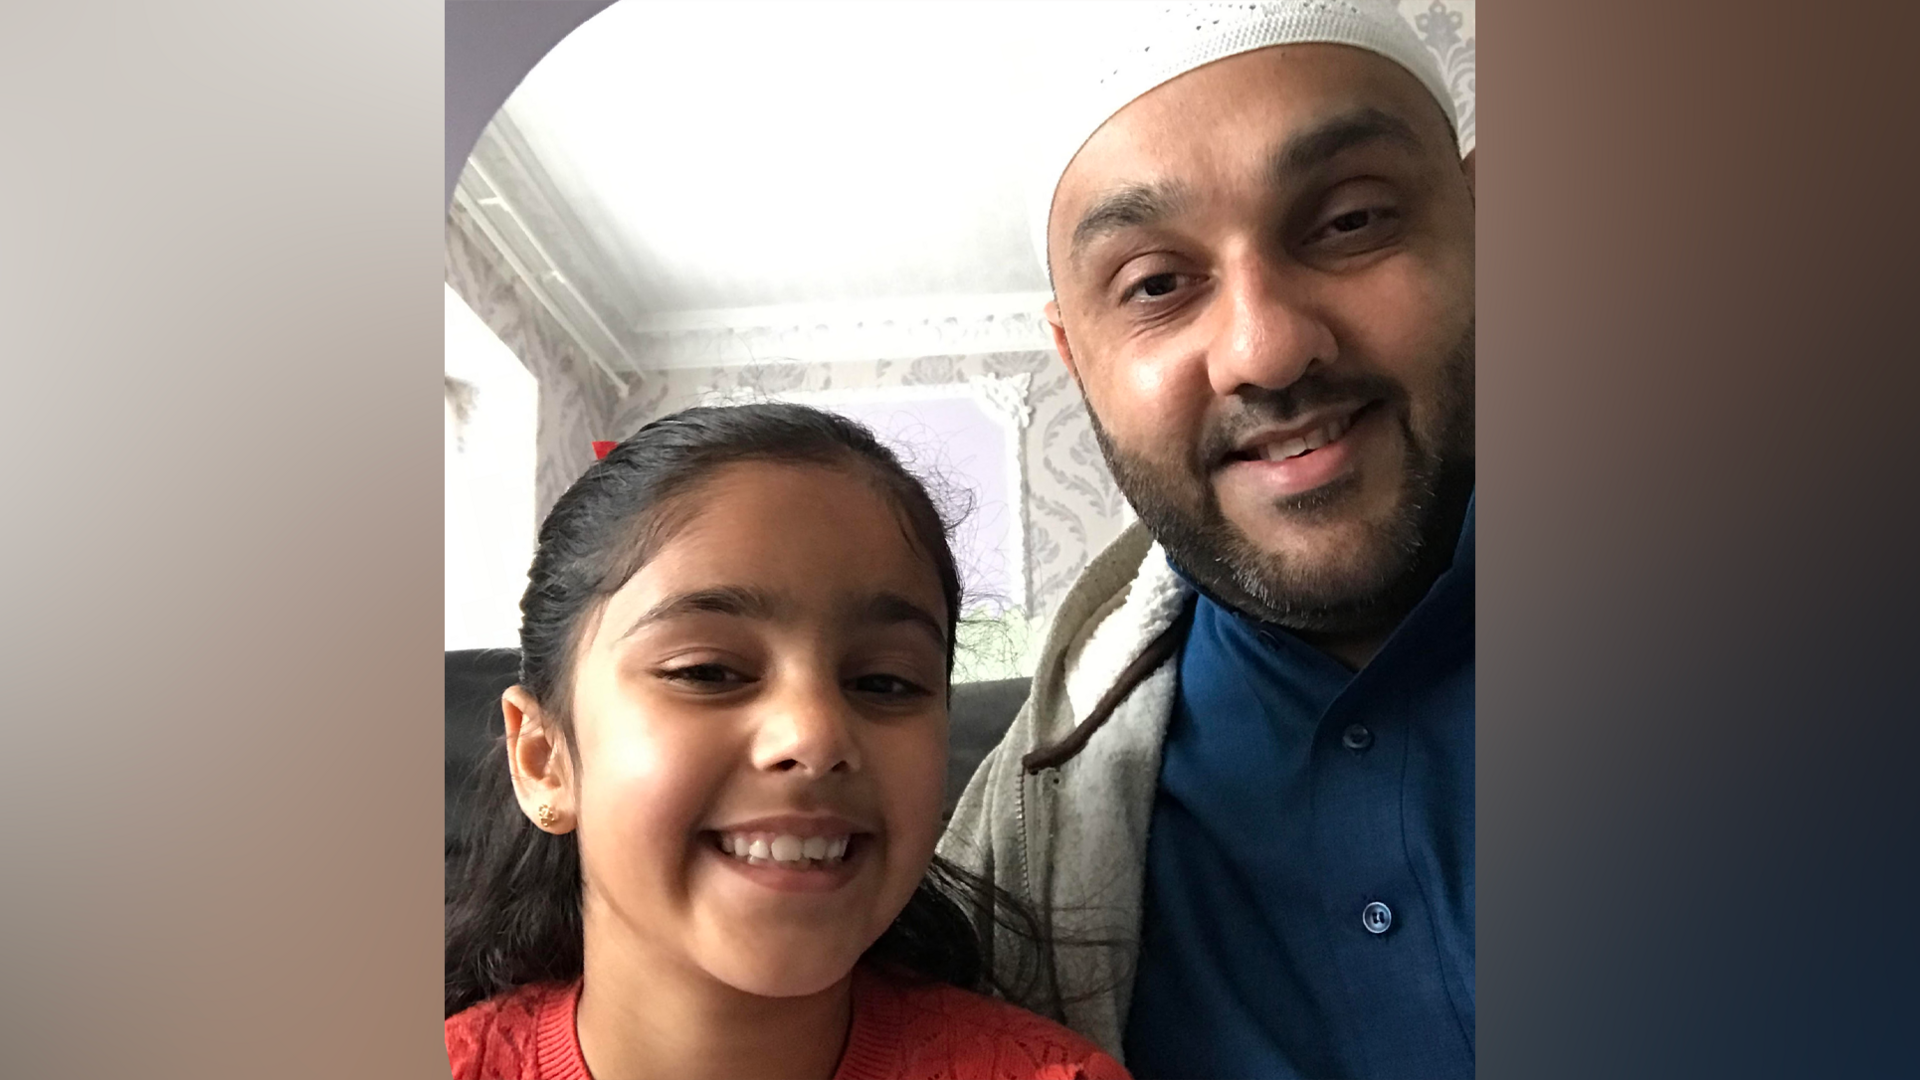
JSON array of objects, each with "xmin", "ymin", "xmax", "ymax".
[
  {"xmin": 658, "ymin": 663, "xmax": 752, "ymax": 689},
  {"xmin": 849, "ymin": 673, "xmax": 931, "ymax": 698}
]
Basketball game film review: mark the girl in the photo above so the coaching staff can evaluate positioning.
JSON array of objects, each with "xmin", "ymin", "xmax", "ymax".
[{"xmin": 445, "ymin": 404, "xmax": 1127, "ymax": 1080}]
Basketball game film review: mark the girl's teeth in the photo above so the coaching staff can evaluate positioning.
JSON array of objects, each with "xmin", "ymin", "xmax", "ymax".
[{"xmin": 718, "ymin": 831, "xmax": 853, "ymax": 868}]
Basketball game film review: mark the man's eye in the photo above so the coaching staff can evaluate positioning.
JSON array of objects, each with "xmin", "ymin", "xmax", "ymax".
[
  {"xmin": 1123, "ymin": 272, "xmax": 1184, "ymax": 302},
  {"xmin": 1315, "ymin": 206, "xmax": 1400, "ymax": 241}
]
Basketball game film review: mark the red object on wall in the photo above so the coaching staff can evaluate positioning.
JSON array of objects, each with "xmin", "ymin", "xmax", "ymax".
[{"xmin": 592, "ymin": 441, "xmax": 618, "ymax": 461}]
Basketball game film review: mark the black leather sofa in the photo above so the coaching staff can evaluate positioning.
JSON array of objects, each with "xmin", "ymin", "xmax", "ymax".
[{"xmin": 446, "ymin": 649, "xmax": 1029, "ymax": 854}]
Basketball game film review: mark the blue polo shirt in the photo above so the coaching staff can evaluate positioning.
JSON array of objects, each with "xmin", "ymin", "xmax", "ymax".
[{"xmin": 1121, "ymin": 502, "xmax": 1475, "ymax": 1079}]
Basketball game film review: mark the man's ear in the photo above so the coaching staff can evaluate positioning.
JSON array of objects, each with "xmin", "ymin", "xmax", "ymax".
[
  {"xmin": 1044, "ymin": 298, "xmax": 1080, "ymax": 383},
  {"xmin": 1461, "ymin": 147, "xmax": 1476, "ymax": 202},
  {"xmin": 503, "ymin": 685, "xmax": 575, "ymax": 833}
]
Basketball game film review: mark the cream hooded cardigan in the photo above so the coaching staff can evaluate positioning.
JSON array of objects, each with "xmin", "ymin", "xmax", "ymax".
[{"xmin": 938, "ymin": 521, "xmax": 1194, "ymax": 1061}]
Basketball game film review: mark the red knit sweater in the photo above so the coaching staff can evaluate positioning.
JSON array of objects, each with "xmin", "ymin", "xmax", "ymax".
[{"xmin": 445, "ymin": 967, "xmax": 1129, "ymax": 1080}]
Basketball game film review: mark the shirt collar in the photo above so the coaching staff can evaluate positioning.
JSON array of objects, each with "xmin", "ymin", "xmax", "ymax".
[
  {"xmin": 1450, "ymin": 492, "xmax": 1476, "ymax": 576},
  {"xmin": 1166, "ymin": 490, "xmax": 1476, "ymax": 633}
]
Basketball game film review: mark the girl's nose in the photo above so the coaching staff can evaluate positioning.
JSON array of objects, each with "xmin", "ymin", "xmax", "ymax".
[{"xmin": 750, "ymin": 679, "xmax": 862, "ymax": 776}]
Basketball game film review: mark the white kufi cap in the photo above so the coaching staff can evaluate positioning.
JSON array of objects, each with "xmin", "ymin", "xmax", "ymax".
[{"xmin": 1030, "ymin": 1, "xmax": 1458, "ymax": 276}]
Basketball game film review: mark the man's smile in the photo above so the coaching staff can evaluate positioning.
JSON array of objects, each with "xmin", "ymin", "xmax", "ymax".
[{"xmin": 1217, "ymin": 401, "xmax": 1383, "ymax": 501}]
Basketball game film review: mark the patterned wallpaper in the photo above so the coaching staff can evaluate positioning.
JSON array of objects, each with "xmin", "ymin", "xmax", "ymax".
[
  {"xmin": 1412, "ymin": 0, "xmax": 1476, "ymax": 151},
  {"xmin": 445, "ymin": 0, "xmax": 1476, "ymax": 625},
  {"xmin": 604, "ymin": 350, "xmax": 1130, "ymax": 619},
  {"xmin": 445, "ymin": 199, "xmax": 618, "ymax": 524}
]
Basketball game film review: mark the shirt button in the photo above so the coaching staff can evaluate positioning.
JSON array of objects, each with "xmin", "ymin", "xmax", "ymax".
[
  {"xmin": 1341, "ymin": 723, "xmax": 1374, "ymax": 751},
  {"xmin": 1362, "ymin": 901, "xmax": 1393, "ymax": 935}
]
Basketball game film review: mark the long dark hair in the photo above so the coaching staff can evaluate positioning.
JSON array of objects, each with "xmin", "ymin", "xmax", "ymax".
[{"xmin": 445, "ymin": 403, "xmax": 1042, "ymax": 1017}]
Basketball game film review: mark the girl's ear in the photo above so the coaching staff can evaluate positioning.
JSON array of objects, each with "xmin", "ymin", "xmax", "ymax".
[{"xmin": 502, "ymin": 685, "xmax": 576, "ymax": 833}]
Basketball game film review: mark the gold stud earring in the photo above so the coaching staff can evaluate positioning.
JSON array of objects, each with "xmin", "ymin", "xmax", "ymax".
[{"xmin": 535, "ymin": 804, "xmax": 558, "ymax": 829}]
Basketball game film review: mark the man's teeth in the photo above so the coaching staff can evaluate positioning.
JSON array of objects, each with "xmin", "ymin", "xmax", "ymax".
[
  {"xmin": 1255, "ymin": 414, "xmax": 1354, "ymax": 461},
  {"xmin": 717, "ymin": 831, "xmax": 851, "ymax": 868}
]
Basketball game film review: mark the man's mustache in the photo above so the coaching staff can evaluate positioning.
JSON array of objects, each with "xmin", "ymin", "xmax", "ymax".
[{"xmin": 1195, "ymin": 373, "xmax": 1407, "ymax": 470}]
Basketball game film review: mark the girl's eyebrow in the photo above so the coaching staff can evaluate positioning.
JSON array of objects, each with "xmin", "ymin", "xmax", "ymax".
[
  {"xmin": 862, "ymin": 591, "xmax": 948, "ymax": 650},
  {"xmin": 619, "ymin": 585, "xmax": 778, "ymax": 641},
  {"xmin": 617, "ymin": 586, "xmax": 946, "ymax": 648}
]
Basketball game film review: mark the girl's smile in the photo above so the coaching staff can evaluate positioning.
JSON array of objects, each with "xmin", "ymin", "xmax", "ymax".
[{"xmin": 705, "ymin": 813, "xmax": 871, "ymax": 894}]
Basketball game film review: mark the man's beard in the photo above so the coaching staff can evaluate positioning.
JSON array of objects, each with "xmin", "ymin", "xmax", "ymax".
[{"xmin": 1087, "ymin": 324, "xmax": 1475, "ymax": 637}]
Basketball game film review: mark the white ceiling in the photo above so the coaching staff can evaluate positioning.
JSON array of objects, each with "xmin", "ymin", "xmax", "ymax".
[
  {"xmin": 458, "ymin": 1, "xmax": 1472, "ymax": 379},
  {"xmin": 471, "ymin": 0, "xmax": 1084, "ymax": 356}
]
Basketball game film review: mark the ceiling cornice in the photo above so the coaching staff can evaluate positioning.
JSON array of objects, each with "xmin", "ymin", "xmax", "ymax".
[{"xmin": 626, "ymin": 293, "xmax": 1055, "ymax": 369}]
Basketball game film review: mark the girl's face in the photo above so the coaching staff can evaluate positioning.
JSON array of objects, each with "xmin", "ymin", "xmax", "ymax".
[{"xmin": 552, "ymin": 461, "xmax": 951, "ymax": 998}]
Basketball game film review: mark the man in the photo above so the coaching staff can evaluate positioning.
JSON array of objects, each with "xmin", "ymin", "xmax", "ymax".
[{"xmin": 940, "ymin": 3, "xmax": 1475, "ymax": 1077}]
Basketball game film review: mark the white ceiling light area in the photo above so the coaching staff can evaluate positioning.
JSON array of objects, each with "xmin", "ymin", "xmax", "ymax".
[{"xmin": 455, "ymin": 0, "xmax": 1081, "ymax": 376}]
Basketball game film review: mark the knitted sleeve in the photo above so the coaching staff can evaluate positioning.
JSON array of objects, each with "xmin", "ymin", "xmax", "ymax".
[
  {"xmin": 857, "ymin": 977, "xmax": 1135, "ymax": 1080},
  {"xmin": 443, "ymin": 985, "xmax": 551, "ymax": 1080}
]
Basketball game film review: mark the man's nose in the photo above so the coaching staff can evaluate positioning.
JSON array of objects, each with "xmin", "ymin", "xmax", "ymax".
[
  {"xmin": 750, "ymin": 678, "xmax": 861, "ymax": 776},
  {"xmin": 1204, "ymin": 257, "xmax": 1336, "ymax": 400}
]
